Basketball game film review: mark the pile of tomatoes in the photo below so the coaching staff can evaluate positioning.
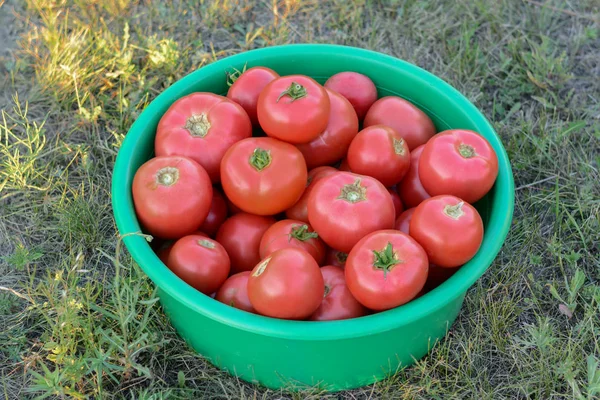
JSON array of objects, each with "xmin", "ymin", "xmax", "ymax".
[{"xmin": 132, "ymin": 66, "xmax": 499, "ymax": 321}]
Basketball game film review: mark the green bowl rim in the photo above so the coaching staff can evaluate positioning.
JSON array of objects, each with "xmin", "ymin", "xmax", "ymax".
[{"xmin": 111, "ymin": 44, "xmax": 514, "ymax": 340}]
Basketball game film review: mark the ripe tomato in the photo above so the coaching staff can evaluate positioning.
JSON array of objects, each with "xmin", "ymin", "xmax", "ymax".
[
  {"xmin": 388, "ymin": 188, "xmax": 404, "ymax": 219},
  {"xmin": 419, "ymin": 129, "xmax": 499, "ymax": 204},
  {"xmin": 347, "ymin": 125, "xmax": 411, "ymax": 186},
  {"xmin": 132, "ymin": 156, "xmax": 212, "ymax": 239},
  {"xmin": 198, "ymin": 188, "xmax": 228, "ymax": 237},
  {"xmin": 324, "ymin": 72, "xmax": 377, "ymax": 120},
  {"xmin": 307, "ymin": 172, "xmax": 395, "ymax": 252},
  {"xmin": 394, "ymin": 208, "xmax": 415, "ymax": 235},
  {"xmin": 259, "ymin": 219, "xmax": 326, "ymax": 265},
  {"xmin": 247, "ymin": 248, "xmax": 324, "ymax": 320},
  {"xmin": 155, "ymin": 93, "xmax": 252, "ymax": 182},
  {"xmin": 285, "ymin": 166, "xmax": 337, "ymax": 223},
  {"xmin": 345, "ymin": 230, "xmax": 429, "ymax": 310},
  {"xmin": 221, "ymin": 137, "xmax": 307, "ymax": 215},
  {"xmin": 227, "ymin": 67, "xmax": 279, "ymax": 127},
  {"xmin": 310, "ymin": 265, "xmax": 367, "ymax": 321},
  {"xmin": 324, "ymin": 248, "xmax": 348, "ymax": 268},
  {"xmin": 364, "ymin": 96, "xmax": 436, "ymax": 150},
  {"xmin": 410, "ymin": 195, "xmax": 483, "ymax": 268},
  {"xmin": 397, "ymin": 144, "xmax": 430, "ymax": 208},
  {"xmin": 216, "ymin": 213, "xmax": 276, "ymax": 273},
  {"xmin": 257, "ymin": 75, "xmax": 330, "ymax": 144},
  {"xmin": 215, "ymin": 271, "xmax": 255, "ymax": 313},
  {"xmin": 295, "ymin": 89, "xmax": 359, "ymax": 169},
  {"xmin": 425, "ymin": 264, "xmax": 458, "ymax": 291},
  {"xmin": 167, "ymin": 235, "xmax": 230, "ymax": 295}
]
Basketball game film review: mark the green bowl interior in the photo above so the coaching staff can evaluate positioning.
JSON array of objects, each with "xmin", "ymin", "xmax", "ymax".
[{"xmin": 112, "ymin": 44, "xmax": 514, "ymax": 339}]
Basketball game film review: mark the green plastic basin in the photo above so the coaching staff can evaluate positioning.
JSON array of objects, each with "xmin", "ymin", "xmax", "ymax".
[{"xmin": 111, "ymin": 44, "xmax": 514, "ymax": 391}]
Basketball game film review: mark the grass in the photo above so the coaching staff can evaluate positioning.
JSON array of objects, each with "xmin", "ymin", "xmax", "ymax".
[{"xmin": 1, "ymin": 0, "xmax": 599, "ymax": 398}]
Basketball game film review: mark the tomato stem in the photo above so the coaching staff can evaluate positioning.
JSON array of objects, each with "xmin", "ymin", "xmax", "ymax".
[
  {"xmin": 323, "ymin": 284, "xmax": 331, "ymax": 298},
  {"xmin": 276, "ymin": 81, "xmax": 307, "ymax": 103},
  {"xmin": 337, "ymin": 179, "xmax": 367, "ymax": 203},
  {"xmin": 393, "ymin": 138, "xmax": 406, "ymax": 156},
  {"xmin": 289, "ymin": 224, "xmax": 319, "ymax": 242},
  {"xmin": 458, "ymin": 143, "xmax": 476, "ymax": 158},
  {"xmin": 156, "ymin": 167, "xmax": 179, "ymax": 186},
  {"xmin": 249, "ymin": 148, "xmax": 272, "ymax": 171},
  {"xmin": 184, "ymin": 113, "xmax": 211, "ymax": 138},
  {"xmin": 372, "ymin": 242, "xmax": 400, "ymax": 279},
  {"xmin": 225, "ymin": 63, "xmax": 247, "ymax": 87},
  {"xmin": 198, "ymin": 239, "xmax": 215, "ymax": 249},
  {"xmin": 335, "ymin": 251, "xmax": 348, "ymax": 264},
  {"xmin": 252, "ymin": 257, "xmax": 270, "ymax": 277},
  {"xmin": 443, "ymin": 201, "xmax": 465, "ymax": 220}
]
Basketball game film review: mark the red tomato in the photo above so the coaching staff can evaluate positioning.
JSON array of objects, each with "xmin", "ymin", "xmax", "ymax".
[
  {"xmin": 388, "ymin": 188, "xmax": 404, "ymax": 219},
  {"xmin": 307, "ymin": 172, "xmax": 395, "ymax": 252},
  {"xmin": 227, "ymin": 67, "xmax": 279, "ymax": 127},
  {"xmin": 419, "ymin": 129, "xmax": 499, "ymax": 204},
  {"xmin": 295, "ymin": 89, "xmax": 359, "ymax": 169},
  {"xmin": 397, "ymin": 144, "xmax": 430, "ymax": 208},
  {"xmin": 425, "ymin": 264, "xmax": 458, "ymax": 291},
  {"xmin": 324, "ymin": 248, "xmax": 348, "ymax": 268},
  {"xmin": 285, "ymin": 166, "xmax": 337, "ymax": 223},
  {"xmin": 310, "ymin": 265, "xmax": 367, "ymax": 321},
  {"xmin": 324, "ymin": 72, "xmax": 377, "ymax": 120},
  {"xmin": 257, "ymin": 75, "xmax": 330, "ymax": 144},
  {"xmin": 167, "ymin": 235, "xmax": 230, "ymax": 294},
  {"xmin": 364, "ymin": 96, "xmax": 436, "ymax": 150},
  {"xmin": 155, "ymin": 93, "xmax": 252, "ymax": 182},
  {"xmin": 216, "ymin": 213, "xmax": 276, "ymax": 273},
  {"xmin": 394, "ymin": 208, "xmax": 415, "ymax": 235},
  {"xmin": 198, "ymin": 188, "xmax": 228, "ymax": 237},
  {"xmin": 221, "ymin": 137, "xmax": 307, "ymax": 215},
  {"xmin": 215, "ymin": 271, "xmax": 255, "ymax": 313},
  {"xmin": 132, "ymin": 156, "xmax": 212, "ymax": 239},
  {"xmin": 345, "ymin": 230, "xmax": 429, "ymax": 310},
  {"xmin": 410, "ymin": 195, "xmax": 483, "ymax": 268},
  {"xmin": 247, "ymin": 248, "xmax": 324, "ymax": 320},
  {"xmin": 259, "ymin": 220, "xmax": 326, "ymax": 264},
  {"xmin": 347, "ymin": 125, "xmax": 411, "ymax": 186}
]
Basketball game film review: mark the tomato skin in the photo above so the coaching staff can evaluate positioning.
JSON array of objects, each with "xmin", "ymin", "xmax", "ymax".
[
  {"xmin": 398, "ymin": 144, "xmax": 430, "ymax": 208},
  {"xmin": 307, "ymin": 172, "xmax": 395, "ymax": 253},
  {"xmin": 198, "ymin": 188, "xmax": 228, "ymax": 237},
  {"xmin": 324, "ymin": 248, "xmax": 348, "ymax": 268},
  {"xmin": 257, "ymin": 75, "xmax": 330, "ymax": 144},
  {"xmin": 394, "ymin": 208, "xmax": 415, "ymax": 235},
  {"xmin": 347, "ymin": 125, "xmax": 411, "ymax": 186},
  {"xmin": 345, "ymin": 230, "xmax": 429, "ymax": 310},
  {"xmin": 364, "ymin": 96, "xmax": 436, "ymax": 150},
  {"xmin": 221, "ymin": 137, "xmax": 307, "ymax": 215},
  {"xmin": 132, "ymin": 156, "xmax": 213, "ymax": 239},
  {"xmin": 259, "ymin": 219, "xmax": 326, "ymax": 264},
  {"xmin": 227, "ymin": 67, "xmax": 279, "ymax": 127},
  {"xmin": 419, "ymin": 130, "xmax": 499, "ymax": 204},
  {"xmin": 388, "ymin": 188, "xmax": 404, "ymax": 219},
  {"xmin": 410, "ymin": 195, "xmax": 483, "ymax": 268},
  {"xmin": 285, "ymin": 166, "xmax": 337, "ymax": 223},
  {"xmin": 324, "ymin": 72, "xmax": 377, "ymax": 120},
  {"xmin": 310, "ymin": 266, "xmax": 367, "ymax": 321},
  {"xmin": 215, "ymin": 271, "xmax": 255, "ymax": 313},
  {"xmin": 167, "ymin": 235, "xmax": 230, "ymax": 295},
  {"xmin": 247, "ymin": 248, "xmax": 324, "ymax": 320},
  {"xmin": 155, "ymin": 93, "xmax": 252, "ymax": 183},
  {"xmin": 216, "ymin": 213, "xmax": 276, "ymax": 273},
  {"xmin": 295, "ymin": 89, "xmax": 359, "ymax": 169}
]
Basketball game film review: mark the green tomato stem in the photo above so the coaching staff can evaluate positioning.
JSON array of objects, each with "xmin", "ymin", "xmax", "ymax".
[
  {"xmin": 289, "ymin": 224, "xmax": 319, "ymax": 242},
  {"xmin": 249, "ymin": 148, "xmax": 272, "ymax": 171},
  {"xmin": 372, "ymin": 242, "xmax": 400, "ymax": 279},
  {"xmin": 337, "ymin": 179, "xmax": 367, "ymax": 203},
  {"xmin": 276, "ymin": 81, "xmax": 308, "ymax": 103},
  {"xmin": 184, "ymin": 113, "xmax": 211, "ymax": 138},
  {"xmin": 443, "ymin": 201, "xmax": 465, "ymax": 220},
  {"xmin": 458, "ymin": 143, "xmax": 476, "ymax": 158}
]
